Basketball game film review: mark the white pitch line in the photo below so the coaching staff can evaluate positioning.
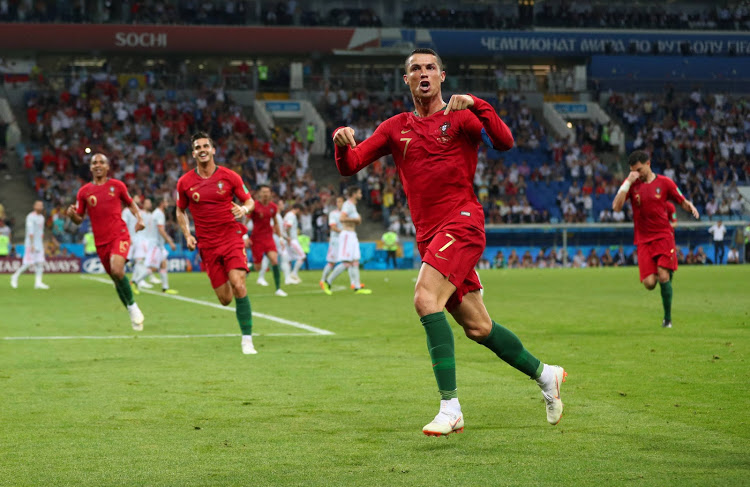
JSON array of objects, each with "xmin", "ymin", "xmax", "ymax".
[
  {"xmin": 81, "ymin": 276, "xmax": 335, "ymax": 336},
  {"xmin": 2, "ymin": 332, "xmax": 319, "ymax": 341}
]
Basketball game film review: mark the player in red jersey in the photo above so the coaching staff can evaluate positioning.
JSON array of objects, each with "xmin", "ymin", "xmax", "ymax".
[
  {"xmin": 66, "ymin": 153, "xmax": 145, "ymax": 331},
  {"xmin": 248, "ymin": 184, "xmax": 287, "ymax": 296},
  {"xmin": 175, "ymin": 132, "xmax": 258, "ymax": 354},
  {"xmin": 333, "ymin": 48, "xmax": 566, "ymax": 436},
  {"xmin": 612, "ymin": 150, "xmax": 699, "ymax": 329}
]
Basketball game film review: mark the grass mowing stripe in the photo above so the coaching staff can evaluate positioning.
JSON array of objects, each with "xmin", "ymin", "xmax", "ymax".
[{"xmin": 81, "ymin": 275, "xmax": 335, "ymax": 335}]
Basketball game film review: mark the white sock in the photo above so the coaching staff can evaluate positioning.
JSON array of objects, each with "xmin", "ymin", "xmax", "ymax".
[
  {"xmin": 292, "ymin": 259, "xmax": 303, "ymax": 276},
  {"xmin": 12, "ymin": 263, "xmax": 31, "ymax": 280},
  {"xmin": 127, "ymin": 303, "xmax": 140, "ymax": 312},
  {"xmin": 259, "ymin": 255, "xmax": 270, "ymax": 278},
  {"xmin": 327, "ymin": 262, "xmax": 347, "ymax": 284},
  {"xmin": 242, "ymin": 334, "xmax": 253, "ymax": 342},
  {"xmin": 35, "ymin": 265, "xmax": 44, "ymax": 285},
  {"xmin": 132, "ymin": 261, "xmax": 147, "ymax": 283},
  {"xmin": 321, "ymin": 262, "xmax": 334, "ymax": 282},
  {"xmin": 160, "ymin": 269, "xmax": 169, "ymax": 289},
  {"xmin": 536, "ymin": 364, "xmax": 553, "ymax": 389},
  {"xmin": 281, "ymin": 256, "xmax": 291, "ymax": 280},
  {"xmin": 348, "ymin": 265, "xmax": 361, "ymax": 288},
  {"xmin": 441, "ymin": 398, "xmax": 461, "ymax": 413}
]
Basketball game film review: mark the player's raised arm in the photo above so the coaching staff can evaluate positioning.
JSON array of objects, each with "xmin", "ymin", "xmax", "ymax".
[
  {"xmin": 334, "ymin": 123, "xmax": 392, "ymax": 177},
  {"xmin": 612, "ymin": 171, "xmax": 640, "ymax": 211},
  {"xmin": 458, "ymin": 94, "xmax": 514, "ymax": 151}
]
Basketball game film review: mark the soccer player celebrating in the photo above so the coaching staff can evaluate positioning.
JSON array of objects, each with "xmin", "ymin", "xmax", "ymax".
[
  {"xmin": 248, "ymin": 185, "xmax": 287, "ymax": 296},
  {"xmin": 332, "ymin": 48, "xmax": 565, "ymax": 435},
  {"xmin": 10, "ymin": 200, "xmax": 49, "ymax": 289},
  {"xmin": 320, "ymin": 195, "xmax": 344, "ymax": 288},
  {"xmin": 176, "ymin": 132, "xmax": 258, "ymax": 354},
  {"xmin": 612, "ymin": 150, "xmax": 699, "ymax": 329},
  {"xmin": 66, "ymin": 153, "xmax": 145, "ymax": 330}
]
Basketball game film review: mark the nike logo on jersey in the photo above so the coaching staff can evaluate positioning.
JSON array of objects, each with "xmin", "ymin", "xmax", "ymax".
[{"xmin": 400, "ymin": 129, "xmax": 412, "ymax": 134}]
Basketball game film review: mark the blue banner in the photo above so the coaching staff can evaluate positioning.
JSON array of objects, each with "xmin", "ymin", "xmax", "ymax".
[{"xmin": 427, "ymin": 29, "xmax": 750, "ymax": 56}]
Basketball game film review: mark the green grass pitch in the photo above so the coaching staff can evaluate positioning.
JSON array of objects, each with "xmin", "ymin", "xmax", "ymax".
[{"xmin": 1, "ymin": 266, "xmax": 748, "ymax": 486}]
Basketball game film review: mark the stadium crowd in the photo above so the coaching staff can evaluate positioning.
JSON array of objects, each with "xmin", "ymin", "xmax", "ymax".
[{"xmin": 2, "ymin": 0, "xmax": 748, "ymax": 31}]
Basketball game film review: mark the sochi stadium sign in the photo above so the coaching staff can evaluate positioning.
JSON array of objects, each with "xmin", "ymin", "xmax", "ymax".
[{"xmin": 114, "ymin": 31, "xmax": 168, "ymax": 48}]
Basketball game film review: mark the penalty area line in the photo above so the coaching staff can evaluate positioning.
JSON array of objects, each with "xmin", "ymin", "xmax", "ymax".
[{"xmin": 80, "ymin": 275, "xmax": 334, "ymax": 336}]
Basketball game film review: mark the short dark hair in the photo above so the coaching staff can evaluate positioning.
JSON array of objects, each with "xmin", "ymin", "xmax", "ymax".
[
  {"xmin": 346, "ymin": 185, "xmax": 361, "ymax": 198},
  {"xmin": 191, "ymin": 131, "xmax": 214, "ymax": 148},
  {"xmin": 404, "ymin": 48, "xmax": 443, "ymax": 73},
  {"xmin": 628, "ymin": 150, "xmax": 650, "ymax": 166},
  {"xmin": 257, "ymin": 184, "xmax": 271, "ymax": 191},
  {"xmin": 292, "ymin": 203, "xmax": 304, "ymax": 211}
]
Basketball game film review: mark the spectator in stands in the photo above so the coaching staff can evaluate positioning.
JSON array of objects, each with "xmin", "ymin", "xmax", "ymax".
[
  {"xmin": 493, "ymin": 250, "xmax": 506, "ymax": 269},
  {"xmin": 570, "ymin": 249, "xmax": 583, "ymax": 268},
  {"xmin": 727, "ymin": 246, "xmax": 740, "ymax": 264},
  {"xmin": 521, "ymin": 250, "xmax": 534, "ymax": 268},
  {"xmin": 600, "ymin": 248, "xmax": 614, "ymax": 267},
  {"xmin": 507, "ymin": 249, "xmax": 520, "ymax": 268},
  {"xmin": 586, "ymin": 248, "xmax": 601, "ymax": 267},
  {"xmin": 614, "ymin": 246, "xmax": 627, "ymax": 266}
]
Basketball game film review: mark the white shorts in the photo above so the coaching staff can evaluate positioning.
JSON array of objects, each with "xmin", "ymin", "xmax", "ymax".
[
  {"xmin": 326, "ymin": 239, "xmax": 339, "ymax": 263},
  {"xmin": 286, "ymin": 239, "xmax": 306, "ymax": 261},
  {"xmin": 336, "ymin": 230, "xmax": 360, "ymax": 262},
  {"xmin": 145, "ymin": 243, "xmax": 168, "ymax": 269},
  {"xmin": 129, "ymin": 238, "xmax": 148, "ymax": 260},
  {"xmin": 22, "ymin": 248, "xmax": 45, "ymax": 266}
]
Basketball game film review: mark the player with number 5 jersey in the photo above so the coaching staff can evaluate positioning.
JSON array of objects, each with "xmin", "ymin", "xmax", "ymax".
[{"xmin": 332, "ymin": 48, "xmax": 567, "ymax": 436}]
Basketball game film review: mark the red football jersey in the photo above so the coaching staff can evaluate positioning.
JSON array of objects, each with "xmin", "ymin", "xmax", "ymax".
[
  {"xmin": 335, "ymin": 95, "xmax": 513, "ymax": 241},
  {"xmin": 250, "ymin": 200, "xmax": 278, "ymax": 240},
  {"xmin": 75, "ymin": 179, "xmax": 133, "ymax": 245},
  {"xmin": 176, "ymin": 166, "xmax": 252, "ymax": 249},
  {"xmin": 626, "ymin": 175, "xmax": 685, "ymax": 245}
]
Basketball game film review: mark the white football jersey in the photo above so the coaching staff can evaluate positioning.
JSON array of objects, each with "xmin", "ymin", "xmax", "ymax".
[
  {"xmin": 283, "ymin": 211, "xmax": 299, "ymax": 240},
  {"xmin": 328, "ymin": 209, "xmax": 341, "ymax": 243},
  {"xmin": 140, "ymin": 210, "xmax": 157, "ymax": 244},
  {"xmin": 341, "ymin": 200, "xmax": 359, "ymax": 225},
  {"xmin": 24, "ymin": 212, "xmax": 45, "ymax": 249},
  {"xmin": 152, "ymin": 208, "xmax": 166, "ymax": 246}
]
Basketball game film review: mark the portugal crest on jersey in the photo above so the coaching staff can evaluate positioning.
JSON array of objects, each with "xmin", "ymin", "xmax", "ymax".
[
  {"xmin": 655, "ymin": 187, "xmax": 662, "ymax": 199},
  {"xmin": 108, "ymin": 185, "xmax": 116, "ymax": 197},
  {"xmin": 437, "ymin": 122, "xmax": 452, "ymax": 144},
  {"xmin": 217, "ymin": 180, "xmax": 226, "ymax": 194}
]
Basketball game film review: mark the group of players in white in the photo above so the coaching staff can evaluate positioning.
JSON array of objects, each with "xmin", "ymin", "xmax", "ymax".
[
  {"xmin": 9, "ymin": 186, "xmax": 371, "ymax": 297},
  {"xmin": 249, "ymin": 185, "xmax": 372, "ymax": 296},
  {"xmin": 122, "ymin": 196, "xmax": 178, "ymax": 294}
]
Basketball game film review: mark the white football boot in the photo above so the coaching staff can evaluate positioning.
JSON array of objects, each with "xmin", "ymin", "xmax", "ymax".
[
  {"xmin": 422, "ymin": 399, "xmax": 464, "ymax": 436},
  {"xmin": 241, "ymin": 335, "xmax": 258, "ymax": 355},
  {"xmin": 127, "ymin": 303, "xmax": 145, "ymax": 331},
  {"xmin": 537, "ymin": 365, "xmax": 567, "ymax": 425}
]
